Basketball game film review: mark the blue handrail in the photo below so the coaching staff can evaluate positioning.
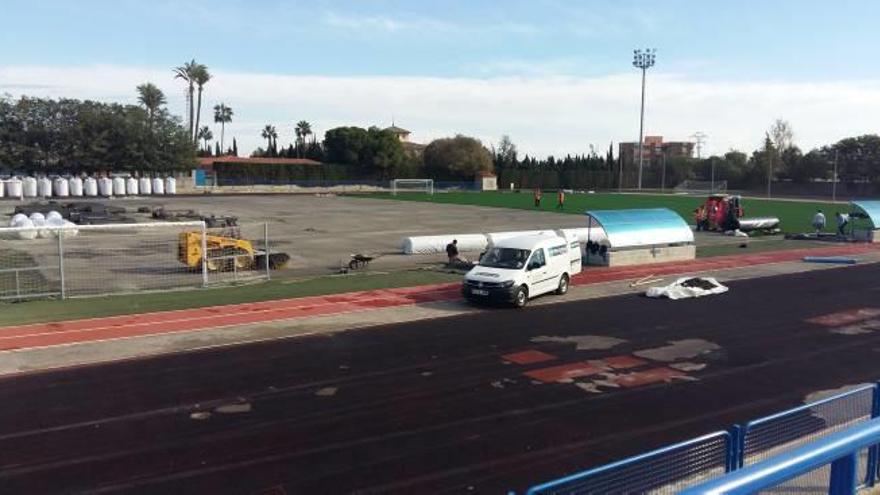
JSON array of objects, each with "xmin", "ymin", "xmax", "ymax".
[
  {"xmin": 679, "ymin": 417, "xmax": 880, "ymax": 495},
  {"xmin": 524, "ymin": 430, "xmax": 730, "ymax": 495}
]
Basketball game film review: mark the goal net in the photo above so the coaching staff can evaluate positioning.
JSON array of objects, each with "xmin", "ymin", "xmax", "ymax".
[
  {"xmin": 391, "ymin": 179, "xmax": 434, "ymax": 195},
  {"xmin": 0, "ymin": 220, "xmax": 271, "ymax": 300},
  {"xmin": 673, "ymin": 180, "xmax": 728, "ymax": 194}
]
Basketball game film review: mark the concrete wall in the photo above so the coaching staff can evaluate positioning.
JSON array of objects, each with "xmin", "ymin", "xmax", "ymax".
[
  {"xmin": 585, "ymin": 244, "xmax": 696, "ymax": 267},
  {"xmin": 853, "ymin": 228, "xmax": 880, "ymax": 243}
]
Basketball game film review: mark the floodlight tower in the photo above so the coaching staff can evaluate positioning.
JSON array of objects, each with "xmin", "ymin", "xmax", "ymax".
[{"xmin": 632, "ymin": 48, "xmax": 656, "ymax": 190}]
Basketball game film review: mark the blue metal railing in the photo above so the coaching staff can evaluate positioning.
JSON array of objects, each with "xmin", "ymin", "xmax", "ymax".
[
  {"xmin": 738, "ymin": 384, "xmax": 876, "ymax": 490},
  {"xmin": 516, "ymin": 383, "xmax": 880, "ymax": 494},
  {"xmin": 679, "ymin": 417, "xmax": 880, "ymax": 495},
  {"xmin": 524, "ymin": 431, "xmax": 732, "ymax": 495}
]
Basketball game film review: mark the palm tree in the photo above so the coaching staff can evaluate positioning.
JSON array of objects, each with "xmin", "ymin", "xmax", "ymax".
[
  {"xmin": 295, "ymin": 120, "xmax": 312, "ymax": 158},
  {"xmin": 197, "ymin": 126, "xmax": 213, "ymax": 152},
  {"xmin": 213, "ymin": 103, "xmax": 233, "ymax": 154},
  {"xmin": 261, "ymin": 125, "xmax": 278, "ymax": 156},
  {"xmin": 192, "ymin": 64, "xmax": 212, "ymax": 143},
  {"xmin": 136, "ymin": 83, "xmax": 166, "ymax": 129},
  {"xmin": 173, "ymin": 59, "xmax": 199, "ymax": 142}
]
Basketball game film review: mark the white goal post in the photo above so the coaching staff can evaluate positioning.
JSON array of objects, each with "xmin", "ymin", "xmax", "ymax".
[
  {"xmin": 673, "ymin": 180, "xmax": 728, "ymax": 194},
  {"xmin": 391, "ymin": 179, "xmax": 434, "ymax": 195}
]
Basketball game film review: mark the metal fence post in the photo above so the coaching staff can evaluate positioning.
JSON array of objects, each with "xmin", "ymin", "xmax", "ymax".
[
  {"xmin": 58, "ymin": 229, "xmax": 66, "ymax": 299},
  {"xmin": 868, "ymin": 382, "xmax": 880, "ymax": 486},
  {"xmin": 201, "ymin": 221, "xmax": 208, "ymax": 287},
  {"xmin": 727, "ymin": 425, "xmax": 742, "ymax": 472},
  {"xmin": 736, "ymin": 423, "xmax": 747, "ymax": 469},
  {"xmin": 264, "ymin": 222, "xmax": 271, "ymax": 281},
  {"xmin": 828, "ymin": 452, "xmax": 858, "ymax": 495}
]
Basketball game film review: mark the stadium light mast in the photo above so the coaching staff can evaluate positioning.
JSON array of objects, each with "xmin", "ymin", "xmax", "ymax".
[{"xmin": 633, "ymin": 48, "xmax": 656, "ymax": 190}]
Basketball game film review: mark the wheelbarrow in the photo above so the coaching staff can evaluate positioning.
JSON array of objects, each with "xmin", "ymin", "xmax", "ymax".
[{"xmin": 349, "ymin": 253, "xmax": 379, "ymax": 270}]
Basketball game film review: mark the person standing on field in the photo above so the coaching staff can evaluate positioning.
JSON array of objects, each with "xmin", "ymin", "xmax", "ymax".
[
  {"xmin": 446, "ymin": 239, "xmax": 459, "ymax": 266},
  {"xmin": 812, "ymin": 209, "xmax": 826, "ymax": 234},
  {"xmin": 556, "ymin": 189, "xmax": 565, "ymax": 210},
  {"xmin": 533, "ymin": 187, "xmax": 542, "ymax": 207},
  {"xmin": 836, "ymin": 211, "xmax": 849, "ymax": 236}
]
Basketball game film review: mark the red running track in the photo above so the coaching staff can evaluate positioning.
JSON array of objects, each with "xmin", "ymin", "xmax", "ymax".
[{"xmin": 0, "ymin": 244, "xmax": 875, "ymax": 352}]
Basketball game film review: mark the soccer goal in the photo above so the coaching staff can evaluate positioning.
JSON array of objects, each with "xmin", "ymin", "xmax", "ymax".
[
  {"xmin": 391, "ymin": 179, "xmax": 434, "ymax": 195},
  {"xmin": 673, "ymin": 180, "xmax": 728, "ymax": 194}
]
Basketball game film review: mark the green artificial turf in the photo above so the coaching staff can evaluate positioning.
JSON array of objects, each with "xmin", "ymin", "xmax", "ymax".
[{"xmin": 366, "ymin": 191, "xmax": 843, "ymax": 234}]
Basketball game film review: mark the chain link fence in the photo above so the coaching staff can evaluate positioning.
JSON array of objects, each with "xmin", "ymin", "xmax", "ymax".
[{"xmin": 0, "ymin": 221, "xmax": 272, "ymax": 300}]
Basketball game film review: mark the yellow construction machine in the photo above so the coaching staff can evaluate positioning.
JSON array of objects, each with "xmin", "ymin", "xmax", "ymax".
[{"xmin": 178, "ymin": 231, "xmax": 290, "ymax": 272}]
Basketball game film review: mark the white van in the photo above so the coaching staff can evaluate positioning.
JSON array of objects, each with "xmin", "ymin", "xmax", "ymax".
[{"xmin": 462, "ymin": 232, "xmax": 582, "ymax": 308}]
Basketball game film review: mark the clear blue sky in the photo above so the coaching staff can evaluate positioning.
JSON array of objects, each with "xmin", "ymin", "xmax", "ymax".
[
  {"xmin": 2, "ymin": 0, "xmax": 880, "ymax": 157},
  {"xmin": 3, "ymin": 0, "xmax": 879, "ymax": 81}
]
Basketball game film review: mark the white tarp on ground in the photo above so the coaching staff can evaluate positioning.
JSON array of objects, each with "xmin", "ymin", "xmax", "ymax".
[
  {"xmin": 646, "ymin": 277, "xmax": 729, "ymax": 300},
  {"xmin": 401, "ymin": 227, "xmax": 608, "ymax": 254}
]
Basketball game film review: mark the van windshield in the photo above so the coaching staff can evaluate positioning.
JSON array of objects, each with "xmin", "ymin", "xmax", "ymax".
[{"xmin": 479, "ymin": 247, "xmax": 531, "ymax": 269}]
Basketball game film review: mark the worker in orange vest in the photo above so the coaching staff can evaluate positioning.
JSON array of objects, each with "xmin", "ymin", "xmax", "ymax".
[{"xmin": 556, "ymin": 189, "xmax": 565, "ymax": 210}]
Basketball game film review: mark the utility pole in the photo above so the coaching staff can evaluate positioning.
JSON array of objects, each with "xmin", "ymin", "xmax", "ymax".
[
  {"xmin": 661, "ymin": 153, "xmax": 667, "ymax": 192},
  {"xmin": 833, "ymin": 148, "xmax": 839, "ymax": 203},
  {"xmin": 691, "ymin": 132, "xmax": 707, "ymax": 159},
  {"xmin": 711, "ymin": 157, "xmax": 716, "ymax": 193},
  {"xmin": 632, "ymin": 48, "xmax": 656, "ymax": 191}
]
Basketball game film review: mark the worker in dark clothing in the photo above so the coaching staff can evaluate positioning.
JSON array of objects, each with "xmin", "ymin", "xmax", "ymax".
[
  {"xmin": 446, "ymin": 239, "xmax": 459, "ymax": 266},
  {"xmin": 836, "ymin": 211, "xmax": 850, "ymax": 236}
]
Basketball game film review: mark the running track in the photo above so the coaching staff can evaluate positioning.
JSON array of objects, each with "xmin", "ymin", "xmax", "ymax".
[{"xmin": 0, "ymin": 244, "xmax": 875, "ymax": 352}]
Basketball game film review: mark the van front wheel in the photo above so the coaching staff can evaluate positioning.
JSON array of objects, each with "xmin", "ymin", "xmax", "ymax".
[
  {"xmin": 513, "ymin": 286, "xmax": 529, "ymax": 308},
  {"xmin": 556, "ymin": 274, "xmax": 569, "ymax": 295}
]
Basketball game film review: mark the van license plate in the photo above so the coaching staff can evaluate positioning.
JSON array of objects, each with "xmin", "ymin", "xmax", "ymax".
[{"xmin": 471, "ymin": 289, "xmax": 489, "ymax": 296}]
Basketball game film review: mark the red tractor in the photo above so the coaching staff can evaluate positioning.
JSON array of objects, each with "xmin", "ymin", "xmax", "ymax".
[{"xmin": 695, "ymin": 195, "xmax": 743, "ymax": 232}]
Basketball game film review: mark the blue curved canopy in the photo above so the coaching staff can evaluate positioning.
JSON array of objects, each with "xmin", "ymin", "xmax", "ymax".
[
  {"xmin": 584, "ymin": 208, "xmax": 694, "ymax": 249},
  {"xmin": 850, "ymin": 200, "xmax": 880, "ymax": 228}
]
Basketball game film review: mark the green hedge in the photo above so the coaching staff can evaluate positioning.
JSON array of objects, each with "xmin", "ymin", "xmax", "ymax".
[{"xmin": 214, "ymin": 162, "xmax": 371, "ymax": 185}]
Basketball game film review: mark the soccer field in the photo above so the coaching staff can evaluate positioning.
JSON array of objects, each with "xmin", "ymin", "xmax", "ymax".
[{"xmin": 369, "ymin": 191, "xmax": 845, "ymax": 234}]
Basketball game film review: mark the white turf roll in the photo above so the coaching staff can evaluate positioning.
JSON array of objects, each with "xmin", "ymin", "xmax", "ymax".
[
  {"xmin": 560, "ymin": 227, "xmax": 607, "ymax": 244},
  {"xmin": 401, "ymin": 227, "xmax": 609, "ymax": 255},
  {"xmin": 402, "ymin": 234, "xmax": 488, "ymax": 255}
]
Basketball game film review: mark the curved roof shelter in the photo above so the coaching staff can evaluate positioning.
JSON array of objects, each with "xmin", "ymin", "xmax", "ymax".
[
  {"xmin": 850, "ymin": 200, "xmax": 880, "ymax": 229},
  {"xmin": 584, "ymin": 208, "xmax": 694, "ymax": 249}
]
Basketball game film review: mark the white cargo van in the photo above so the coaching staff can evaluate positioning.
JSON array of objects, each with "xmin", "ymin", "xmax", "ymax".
[{"xmin": 462, "ymin": 232, "xmax": 582, "ymax": 307}]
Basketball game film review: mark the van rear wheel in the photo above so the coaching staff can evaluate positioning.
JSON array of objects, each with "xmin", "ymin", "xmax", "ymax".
[
  {"xmin": 513, "ymin": 286, "xmax": 529, "ymax": 308},
  {"xmin": 556, "ymin": 274, "xmax": 570, "ymax": 295}
]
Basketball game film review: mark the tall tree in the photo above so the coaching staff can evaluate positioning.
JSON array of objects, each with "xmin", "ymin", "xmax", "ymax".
[
  {"xmin": 192, "ymin": 63, "xmax": 212, "ymax": 143},
  {"xmin": 424, "ymin": 135, "xmax": 493, "ymax": 179},
  {"xmin": 261, "ymin": 125, "xmax": 278, "ymax": 155},
  {"xmin": 213, "ymin": 103, "xmax": 233, "ymax": 154},
  {"xmin": 496, "ymin": 135, "xmax": 517, "ymax": 169},
  {"xmin": 135, "ymin": 82, "xmax": 166, "ymax": 129},
  {"xmin": 769, "ymin": 118, "xmax": 794, "ymax": 177},
  {"xmin": 197, "ymin": 126, "xmax": 213, "ymax": 152},
  {"xmin": 173, "ymin": 59, "xmax": 199, "ymax": 142},
  {"xmin": 295, "ymin": 120, "xmax": 312, "ymax": 158}
]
